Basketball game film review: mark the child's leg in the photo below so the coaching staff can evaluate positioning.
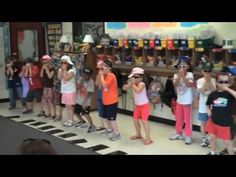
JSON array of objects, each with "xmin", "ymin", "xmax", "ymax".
[
  {"xmin": 84, "ymin": 114, "xmax": 94, "ymax": 126},
  {"xmin": 110, "ymin": 120, "xmax": 119, "ymax": 132},
  {"xmin": 224, "ymin": 140, "xmax": 234, "ymax": 155},
  {"xmin": 209, "ymin": 133, "xmax": 217, "ymax": 153},
  {"xmin": 9, "ymin": 88, "xmax": 16, "ymax": 108},
  {"xmin": 66, "ymin": 104, "xmax": 74, "ymax": 121},
  {"xmin": 183, "ymin": 104, "xmax": 192, "ymax": 137},
  {"xmin": 16, "ymin": 86, "xmax": 23, "ymax": 107},
  {"xmin": 59, "ymin": 105, "xmax": 64, "ymax": 118},
  {"xmin": 131, "ymin": 119, "xmax": 142, "ymax": 138},
  {"xmin": 175, "ymin": 103, "xmax": 184, "ymax": 135},
  {"xmin": 141, "ymin": 120, "xmax": 152, "ymax": 144}
]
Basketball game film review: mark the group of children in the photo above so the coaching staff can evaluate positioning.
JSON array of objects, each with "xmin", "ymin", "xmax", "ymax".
[{"xmin": 6, "ymin": 54, "xmax": 236, "ymax": 152}]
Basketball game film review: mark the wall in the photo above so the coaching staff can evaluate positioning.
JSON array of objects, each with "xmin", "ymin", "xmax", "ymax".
[
  {"xmin": 0, "ymin": 22, "xmax": 11, "ymax": 99},
  {"xmin": 62, "ymin": 22, "xmax": 73, "ymax": 44},
  {"xmin": 105, "ymin": 22, "xmax": 236, "ymax": 46}
]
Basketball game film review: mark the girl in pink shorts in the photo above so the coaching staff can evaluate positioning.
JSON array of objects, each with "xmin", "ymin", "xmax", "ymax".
[
  {"xmin": 123, "ymin": 67, "xmax": 153, "ymax": 145},
  {"xmin": 57, "ymin": 55, "xmax": 76, "ymax": 127}
]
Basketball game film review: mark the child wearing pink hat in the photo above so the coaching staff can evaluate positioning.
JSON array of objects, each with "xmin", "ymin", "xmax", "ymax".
[{"xmin": 123, "ymin": 67, "xmax": 153, "ymax": 145}]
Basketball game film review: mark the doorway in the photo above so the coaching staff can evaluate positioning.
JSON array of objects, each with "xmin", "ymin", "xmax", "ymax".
[{"xmin": 10, "ymin": 22, "xmax": 45, "ymax": 61}]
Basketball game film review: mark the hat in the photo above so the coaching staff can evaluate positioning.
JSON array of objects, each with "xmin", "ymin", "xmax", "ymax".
[
  {"xmin": 60, "ymin": 55, "xmax": 74, "ymax": 65},
  {"xmin": 103, "ymin": 59, "xmax": 113, "ymax": 68},
  {"xmin": 82, "ymin": 67, "xmax": 93, "ymax": 75},
  {"xmin": 41, "ymin": 55, "xmax": 52, "ymax": 61},
  {"xmin": 128, "ymin": 67, "xmax": 144, "ymax": 78},
  {"xmin": 202, "ymin": 62, "xmax": 214, "ymax": 72}
]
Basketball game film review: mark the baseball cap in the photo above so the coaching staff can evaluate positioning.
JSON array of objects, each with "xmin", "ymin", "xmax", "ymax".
[
  {"xmin": 128, "ymin": 67, "xmax": 144, "ymax": 78},
  {"xmin": 103, "ymin": 59, "xmax": 113, "ymax": 68},
  {"xmin": 82, "ymin": 67, "xmax": 93, "ymax": 75},
  {"xmin": 202, "ymin": 62, "xmax": 214, "ymax": 72}
]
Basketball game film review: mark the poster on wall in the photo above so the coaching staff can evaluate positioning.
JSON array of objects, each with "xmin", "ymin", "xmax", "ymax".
[{"xmin": 105, "ymin": 22, "xmax": 211, "ymax": 39}]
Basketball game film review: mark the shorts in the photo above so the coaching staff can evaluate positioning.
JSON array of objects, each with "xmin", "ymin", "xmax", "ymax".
[
  {"xmin": 26, "ymin": 89, "xmax": 42, "ymax": 103},
  {"xmin": 61, "ymin": 92, "xmax": 76, "ymax": 105},
  {"xmin": 74, "ymin": 104, "xmax": 91, "ymax": 115},
  {"xmin": 103, "ymin": 102, "xmax": 118, "ymax": 121},
  {"xmin": 97, "ymin": 99, "xmax": 104, "ymax": 118},
  {"xmin": 207, "ymin": 119, "xmax": 231, "ymax": 141},
  {"xmin": 198, "ymin": 113, "xmax": 209, "ymax": 122},
  {"xmin": 133, "ymin": 103, "xmax": 150, "ymax": 122},
  {"xmin": 42, "ymin": 87, "xmax": 54, "ymax": 102}
]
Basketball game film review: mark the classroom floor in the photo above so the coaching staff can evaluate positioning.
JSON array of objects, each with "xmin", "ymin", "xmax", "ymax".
[{"xmin": 0, "ymin": 101, "xmax": 227, "ymax": 155}]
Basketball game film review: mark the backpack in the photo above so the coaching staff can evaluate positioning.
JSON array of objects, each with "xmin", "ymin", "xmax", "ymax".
[
  {"xmin": 161, "ymin": 76, "xmax": 177, "ymax": 108},
  {"xmin": 147, "ymin": 77, "xmax": 164, "ymax": 105}
]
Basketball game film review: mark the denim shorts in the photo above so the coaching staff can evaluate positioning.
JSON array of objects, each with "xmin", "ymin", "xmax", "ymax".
[{"xmin": 198, "ymin": 113, "xmax": 209, "ymax": 122}]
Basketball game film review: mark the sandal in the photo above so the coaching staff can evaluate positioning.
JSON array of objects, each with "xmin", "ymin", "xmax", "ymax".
[
  {"xmin": 96, "ymin": 127, "xmax": 106, "ymax": 131},
  {"xmin": 44, "ymin": 114, "xmax": 51, "ymax": 118},
  {"xmin": 143, "ymin": 140, "xmax": 153, "ymax": 145},
  {"xmin": 130, "ymin": 135, "xmax": 143, "ymax": 140},
  {"xmin": 37, "ymin": 111, "xmax": 45, "ymax": 117},
  {"xmin": 51, "ymin": 115, "xmax": 57, "ymax": 119}
]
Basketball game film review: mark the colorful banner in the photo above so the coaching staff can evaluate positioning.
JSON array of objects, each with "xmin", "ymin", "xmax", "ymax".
[
  {"xmin": 127, "ymin": 22, "xmax": 150, "ymax": 28},
  {"xmin": 106, "ymin": 22, "xmax": 126, "ymax": 29}
]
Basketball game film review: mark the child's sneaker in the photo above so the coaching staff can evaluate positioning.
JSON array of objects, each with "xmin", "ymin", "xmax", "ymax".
[
  {"xmin": 169, "ymin": 134, "xmax": 183, "ymax": 140},
  {"xmin": 101, "ymin": 129, "xmax": 113, "ymax": 135},
  {"xmin": 87, "ymin": 125, "xmax": 96, "ymax": 133},
  {"xmin": 185, "ymin": 137, "xmax": 192, "ymax": 145},
  {"xmin": 54, "ymin": 116, "xmax": 62, "ymax": 122},
  {"xmin": 201, "ymin": 137, "xmax": 208, "ymax": 147},
  {"xmin": 63, "ymin": 120, "xmax": 73, "ymax": 127},
  {"xmin": 22, "ymin": 109, "xmax": 33, "ymax": 114},
  {"xmin": 109, "ymin": 132, "xmax": 121, "ymax": 141},
  {"xmin": 75, "ymin": 121, "xmax": 86, "ymax": 128}
]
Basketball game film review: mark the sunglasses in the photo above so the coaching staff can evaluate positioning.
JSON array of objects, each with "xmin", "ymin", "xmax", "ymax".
[
  {"xmin": 204, "ymin": 70, "xmax": 211, "ymax": 73},
  {"xmin": 133, "ymin": 75, "xmax": 142, "ymax": 79},
  {"xmin": 61, "ymin": 62, "xmax": 68, "ymax": 65},
  {"xmin": 178, "ymin": 65, "xmax": 188, "ymax": 69},
  {"xmin": 23, "ymin": 138, "xmax": 51, "ymax": 145},
  {"xmin": 101, "ymin": 67, "xmax": 109, "ymax": 70},
  {"xmin": 218, "ymin": 80, "xmax": 229, "ymax": 84}
]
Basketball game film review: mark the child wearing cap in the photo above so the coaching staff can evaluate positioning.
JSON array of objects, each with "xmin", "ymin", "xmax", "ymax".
[
  {"xmin": 123, "ymin": 67, "xmax": 153, "ymax": 145},
  {"xmin": 74, "ymin": 67, "xmax": 96, "ymax": 133},
  {"xmin": 98, "ymin": 59, "xmax": 121, "ymax": 141},
  {"xmin": 206, "ymin": 73, "xmax": 236, "ymax": 155},
  {"xmin": 197, "ymin": 62, "xmax": 216, "ymax": 147},
  {"xmin": 58, "ymin": 55, "xmax": 76, "ymax": 127},
  {"xmin": 40, "ymin": 55, "xmax": 56, "ymax": 118},
  {"xmin": 169, "ymin": 57, "xmax": 194, "ymax": 145}
]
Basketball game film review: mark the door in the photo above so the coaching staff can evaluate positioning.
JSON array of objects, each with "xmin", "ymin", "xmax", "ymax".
[{"xmin": 10, "ymin": 22, "xmax": 45, "ymax": 61}]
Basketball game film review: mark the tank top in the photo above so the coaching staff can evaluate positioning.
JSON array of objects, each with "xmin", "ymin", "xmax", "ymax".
[{"xmin": 133, "ymin": 82, "xmax": 149, "ymax": 105}]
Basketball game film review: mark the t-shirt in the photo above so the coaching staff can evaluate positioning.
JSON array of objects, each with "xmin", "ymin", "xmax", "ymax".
[
  {"xmin": 197, "ymin": 77, "xmax": 216, "ymax": 113},
  {"xmin": 77, "ymin": 78, "xmax": 95, "ymax": 106},
  {"xmin": 42, "ymin": 67, "xmax": 56, "ymax": 88},
  {"xmin": 6, "ymin": 65, "xmax": 21, "ymax": 88},
  {"xmin": 29, "ymin": 65, "xmax": 43, "ymax": 91},
  {"xmin": 61, "ymin": 67, "xmax": 76, "ymax": 93},
  {"xmin": 173, "ymin": 72, "xmax": 194, "ymax": 105},
  {"xmin": 206, "ymin": 91, "xmax": 235, "ymax": 126},
  {"xmin": 102, "ymin": 72, "xmax": 118, "ymax": 105}
]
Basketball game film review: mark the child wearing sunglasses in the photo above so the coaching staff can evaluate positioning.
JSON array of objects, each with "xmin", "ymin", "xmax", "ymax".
[
  {"xmin": 123, "ymin": 67, "xmax": 152, "ymax": 145},
  {"xmin": 170, "ymin": 58, "xmax": 194, "ymax": 145},
  {"xmin": 58, "ymin": 55, "xmax": 76, "ymax": 127},
  {"xmin": 206, "ymin": 73, "xmax": 236, "ymax": 155}
]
